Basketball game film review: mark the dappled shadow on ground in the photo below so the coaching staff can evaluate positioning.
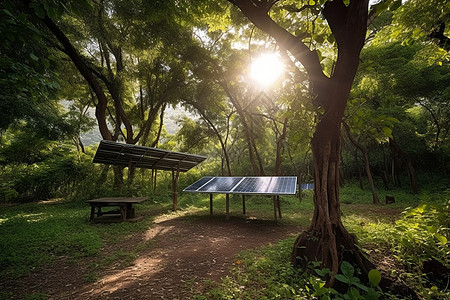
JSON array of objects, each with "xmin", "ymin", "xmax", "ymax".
[{"xmin": 3, "ymin": 212, "xmax": 299, "ymax": 299}]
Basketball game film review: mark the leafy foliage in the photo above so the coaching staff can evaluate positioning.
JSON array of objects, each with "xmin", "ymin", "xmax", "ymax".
[
  {"xmin": 394, "ymin": 200, "xmax": 449, "ymax": 269},
  {"xmin": 0, "ymin": 2, "xmax": 63, "ymax": 132}
]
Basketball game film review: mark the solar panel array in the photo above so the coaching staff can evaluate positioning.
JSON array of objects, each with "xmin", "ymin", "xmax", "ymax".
[
  {"xmin": 301, "ymin": 183, "xmax": 314, "ymax": 190},
  {"xmin": 183, "ymin": 176, "xmax": 297, "ymax": 195},
  {"xmin": 93, "ymin": 140, "xmax": 207, "ymax": 172}
]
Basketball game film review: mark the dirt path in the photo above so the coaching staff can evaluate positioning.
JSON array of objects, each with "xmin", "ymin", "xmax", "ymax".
[{"xmin": 4, "ymin": 213, "xmax": 300, "ymax": 299}]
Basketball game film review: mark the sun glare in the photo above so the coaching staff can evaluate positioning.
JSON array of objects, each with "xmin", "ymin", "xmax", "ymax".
[{"xmin": 250, "ymin": 53, "xmax": 284, "ymax": 87}]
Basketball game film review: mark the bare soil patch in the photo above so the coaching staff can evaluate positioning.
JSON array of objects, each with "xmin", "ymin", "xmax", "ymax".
[{"xmin": 3, "ymin": 213, "xmax": 300, "ymax": 299}]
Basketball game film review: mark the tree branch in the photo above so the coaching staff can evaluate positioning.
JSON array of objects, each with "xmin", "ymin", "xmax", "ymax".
[{"xmin": 41, "ymin": 14, "xmax": 112, "ymax": 140}]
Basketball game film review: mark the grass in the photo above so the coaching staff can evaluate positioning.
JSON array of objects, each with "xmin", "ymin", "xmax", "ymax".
[
  {"xmin": 0, "ymin": 198, "xmax": 166, "ymax": 281},
  {"xmin": 1, "ymin": 183, "xmax": 448, "ymax": 299}
]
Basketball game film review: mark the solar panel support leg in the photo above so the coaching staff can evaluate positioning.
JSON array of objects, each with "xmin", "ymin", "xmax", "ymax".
[
  {"xmin": 209, "ymin": 194, "xmax": 213, "ymax": 215},
  {"xmin": 277, "ymin": 195, "xmax": 282, "ymax": 218},
  {"xmin": 172, "ymin": 169, "xmax": 180, "ymax": 212},
  {"xmin": 242, "ymin": 195, "xmax": 246, "ymax": 215},
  {"xmin": 273, "ymin": 196, "xmax": 277, "ymax": 221},
  {"xmin": 226, "ymin": 193, "xmax": 230, "ymax": 221}
]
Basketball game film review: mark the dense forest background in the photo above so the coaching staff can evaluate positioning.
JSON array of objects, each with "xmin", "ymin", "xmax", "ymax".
[{"xmin": 1, "ymin": 0, "xmax": 448, "ymax": 203}]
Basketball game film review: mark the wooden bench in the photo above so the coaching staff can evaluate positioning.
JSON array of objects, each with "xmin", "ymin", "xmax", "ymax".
[{"xmin": 86, "ymin": 197, "xmax": 147, "ymax": 222}]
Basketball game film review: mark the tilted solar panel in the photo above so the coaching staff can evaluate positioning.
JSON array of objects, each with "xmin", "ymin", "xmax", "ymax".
[
  {"xmin": 183, "ymin": 176, "xmax": 297, "ymax": 195},
  {"xmin": 93, "ymin": 140, "xmax": 206, "ymax": 172},
  {"xmin": 301, "ymin": 183, "xmax": 314, "ymax": 190}
]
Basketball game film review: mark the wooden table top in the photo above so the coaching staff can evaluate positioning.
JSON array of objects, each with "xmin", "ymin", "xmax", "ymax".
[{"xmin": 86, "ymin": 197, "xmax": 148, "ymax": 204}]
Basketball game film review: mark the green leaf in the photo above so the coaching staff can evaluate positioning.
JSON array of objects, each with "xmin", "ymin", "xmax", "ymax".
[
  {"xmin": 30, "ymin": 53, "xmax": 39, "ymax": 61},
  {"xmin": 349, "ymin": 287, "xmax": 361, "ymax": 298},
  {"xmin": 354, "ymin": 282, "xmax": 369, "ymax": 292},
  {"xmin": 340, "ymin": 261, "xmax": 354, "ymax": 278},
  {"xmin": 366, "ymin": 288, "xmax": 380, "ymax": 300},
  {"xmin": 335, "ymin": 274, "xmax": 350, "ymax": 284},
  {"xmin": 435, "ymin": 234, "xmax": 447, "ymax": 245},
  {"xmin": 3, "ymin": 9, "xmax": 15, "ymax": 18},
  {"xmin": 315, "ymin": 268, "xmax": 331, "ymax": 277},
  {"xmin": 368, "ymin": 269, "xmax": 381, "ymax": 287},
  {"xmin": 381, "ymin": 127, "xmax": 393, "ymax": 138}
]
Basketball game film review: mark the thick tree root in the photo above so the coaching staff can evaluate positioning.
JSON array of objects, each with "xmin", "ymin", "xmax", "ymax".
[
  {"xmin": 291, "ymin": 227, "xmax": 420, "ymax": 298},
  {"xmin": 290, "ymin": 224, "xmax": 375, "ymax": 288}
]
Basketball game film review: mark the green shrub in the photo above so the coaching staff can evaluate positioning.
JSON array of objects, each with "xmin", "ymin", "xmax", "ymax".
[
  {"xmin": 391, "ymin": 197, "xmax": 449, "ymax": 298},
  {"xmin": 394, "ymin": 201, "xmax": 449, "ymax": 269}
]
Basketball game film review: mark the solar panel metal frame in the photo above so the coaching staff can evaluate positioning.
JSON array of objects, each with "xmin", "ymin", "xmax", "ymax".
[
  {"xmin": 183, "ymin": 176, "xmax": 297, "ymax": 195},
  {"xmin": 93, "ymin": 140, "xmax": 207, "ymax": 172}
]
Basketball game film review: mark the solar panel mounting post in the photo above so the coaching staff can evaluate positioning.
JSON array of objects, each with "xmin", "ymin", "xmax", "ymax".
[
  {"xmin": 277, "ymin": 195, "xmax": 282, "ymax": 218},
  {"xmin": 209, "ymin": 194, "xmax": 213, "ymax": 215},
  {"xmin": 273, "ymin": 196, "xmax": 277, "ymax": 221},
  {"xmin": 242, "ymin": 195, "xmax": 246, "ymax": 215},
  {"xmin": 172, "ymin": 167, "xmax": 180, "ymax": 211},
  {"xmin": 226, "ymin": 194, "xmax": 230, "ymax": 221}
]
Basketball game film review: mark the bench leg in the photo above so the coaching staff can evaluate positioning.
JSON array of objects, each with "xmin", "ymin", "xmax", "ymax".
[
  {"xmin": 90, "ymin": 206, "xmax": 95, "ymax": 220},
  {"xmin": 120, "ymin": 204, "xmax": 127, "ymax": 221},
  {"xmin": 126, "ymin": 203, "xmax": 135, "ymax": 219}
]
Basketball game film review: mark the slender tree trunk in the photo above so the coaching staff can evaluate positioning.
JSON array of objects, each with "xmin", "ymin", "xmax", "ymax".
[
  {"xmin": 274, "ymin": 118, "xmax": 288, "ymax": 175},
  {"xmin": 343, "ymin": 122, "xmax": 379, "ymax": 203},
  {"xmin": 389, "ymin": 138, "xmax": 418, "ymax": 193},
  {"xmin": 150, "ymin": 104, "xmax": 166, "ymax": 147},
  {"xmin": 222, "ymin": 84, "xmax": 260, "ymax": 175},
  {"xmin": 113, "ymin": 166, "xmax": 124, "ymax": 190},
  {"xmin": 356, "ymin": 150, "xmax": 364, "ymax": 189},
  {"xmin": 192, "ymin": 102, "xmax": 232, "ymax": 176},
  {"xmin": 252, "ymin": 137, "xmax": 265, "ymax": 175}
]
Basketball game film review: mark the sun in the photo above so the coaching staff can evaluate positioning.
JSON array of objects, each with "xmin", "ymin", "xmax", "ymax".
[{"xmin": 249, "ymin": 53, "xmax": 284, "ymax": 87}]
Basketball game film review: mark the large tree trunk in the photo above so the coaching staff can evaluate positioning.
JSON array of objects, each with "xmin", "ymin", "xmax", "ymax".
[{"xmin": 291, "ymin": 89, "xmax": 374, "ymax": 286}]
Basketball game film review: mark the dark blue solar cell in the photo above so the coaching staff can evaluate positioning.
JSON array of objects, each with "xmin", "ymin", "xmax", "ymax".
[
  {"xmin": 197, "ymin": 177, "xmax": 243, "ymax": 193},
  {"xmin": 183, "ymin": 177, "xmax": 213, "ymax": 191},
  {"xmin": 233, "ymin": 177, "xmax": 272, "ymax": 193},
  {"xmin": 233, "ymin": 177, "xmax": 297, "ymax": 194}
]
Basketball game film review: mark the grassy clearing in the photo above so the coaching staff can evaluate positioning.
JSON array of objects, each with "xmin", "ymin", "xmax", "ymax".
[
  {"xmin": 0, "ymin": 191, "xmax": 308, "ymax": 283},
  {"xmin": 1, "ymin": 184, "xmax": 448, "ymax": 299},
  {"xmin": 0, "ymin": 198, "xmax": 168, "ymax": 281}
]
